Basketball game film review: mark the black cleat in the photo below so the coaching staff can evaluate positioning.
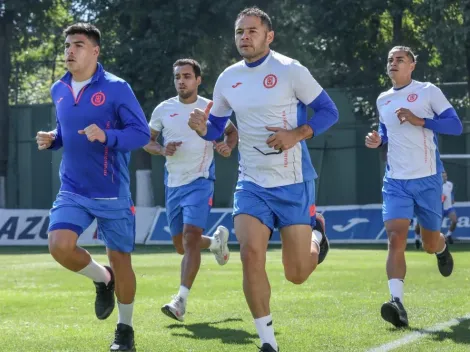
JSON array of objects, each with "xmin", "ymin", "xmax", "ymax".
[
  {"xmin": 314, "ymin": 213, "xmax": 329, "ymax": 265},
  {"xmin": 446, "ymin": 236, "xmax": 454, "ymax": 245},
  {"xmin": 436, "ymin": 246, "xmax": 454, "ymax": 277},
  {"xmin": 381, "ymin": 297, "xmax": 409, "ymax": 328},
  {"xmin": 110, "ymin": 323, "xmax": 136, "ymax": 351},
  {"xmin": 94, "ymin": 265, "xmax": 115, "ymax": 320},
  {"xmin": 415, "ymin": 239, "xmax": 421, "ymax": 250},
  {"xmin": 258, "ymin": 343, "xmax": 278, "ymax": 352}
]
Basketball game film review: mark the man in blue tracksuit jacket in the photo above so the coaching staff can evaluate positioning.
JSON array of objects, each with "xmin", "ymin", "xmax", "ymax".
[{"xmin": 35, "ymin": 23, "xmax": 149, "ymax": 352}]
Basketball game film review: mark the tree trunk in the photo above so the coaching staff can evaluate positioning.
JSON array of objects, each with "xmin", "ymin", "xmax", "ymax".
[{"xmin": 0, "ymin": 9, "xmax": 14, "ymax": 207}]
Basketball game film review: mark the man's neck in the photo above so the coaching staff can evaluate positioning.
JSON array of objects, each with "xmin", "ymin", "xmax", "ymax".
[
  {"xmin": 72, "ymin": 63, "xmax": 97, "ymax": 82},
  {"xmin": 392, "ymin": 78, "xmax": 412, "ymax": 89},
  {"xmin": 179, "ymin": 94, "xmax": 198, "ymax": 104}
]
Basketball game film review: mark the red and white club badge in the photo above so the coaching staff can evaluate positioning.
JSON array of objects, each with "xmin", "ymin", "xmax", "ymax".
[
  {"xmin": 91, "ymin": 92, "xmax": 106, "ymax": 106},
  {"xmin": 263, "ymin": 74, "xmax": 278, "ymax": 89},
  {"xmin": 407, "ymin": 93, "xmax": 418, "ymax": 102}
]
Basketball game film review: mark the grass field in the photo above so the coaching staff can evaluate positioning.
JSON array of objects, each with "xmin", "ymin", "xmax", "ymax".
[{"xmin": 0, "ymin": 244, "xmax": 469, "ymax": 352}]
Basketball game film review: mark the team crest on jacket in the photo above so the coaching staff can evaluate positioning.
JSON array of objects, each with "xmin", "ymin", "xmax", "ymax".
[
  {"xmin": 91, "ymin": 92, "xmax": 106, "ymax": 106},
  {"xmin": 263, "ymin": 74, "xmax": 278, "ymax": 89}
]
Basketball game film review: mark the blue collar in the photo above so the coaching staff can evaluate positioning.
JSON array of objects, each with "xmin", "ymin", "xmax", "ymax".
[
  {"xmin": 393, "ymin": 80, "xmax": 413, "ymax": 91},
  {"xmin": 245, "ymin": 51, "xmax": 270, "ymax": 68},
  {"xmin": 61, "ymin": 62, "xmax": 104, "ymax": 85}
]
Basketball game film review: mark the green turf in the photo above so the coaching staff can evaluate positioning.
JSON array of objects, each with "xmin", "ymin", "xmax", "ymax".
[{"xmin": 0, "ymin": 245, "xmax": 469, "ymax": 351}]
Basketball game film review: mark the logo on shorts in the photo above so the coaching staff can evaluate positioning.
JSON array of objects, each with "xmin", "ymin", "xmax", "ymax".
[
  {"xmin": 170, "ymin": 113, "xmax": 179, "ymax": 117},
  {"xmin": 232, "ymin": 82, "xmax": 242, "ymax": 88},
  {"xmin": 91, "ymin": 92, "xmax": 106, "ymax": 106},
  {"xmin": 309, "ymin": 204, "xmax": 316, "ymax": 217},
  {"xmin": 130, "ymin": 206, "xmax": 136, "ymax": 215},
  {"xmin": 407, "ymin": 93, "xmax": 418, "ymax": 102},
  {"xmin": 263, "ymin": 74, "xmax": 278, "ymax": 89},
  {"xmin": 208, "ymin": 198, "xmax": 213, "ymax": 206}
]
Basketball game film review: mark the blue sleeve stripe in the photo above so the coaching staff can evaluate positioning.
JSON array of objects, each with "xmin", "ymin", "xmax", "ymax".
[
  {"xmin": 306, "ymin": 90, "xmax": 339, "ymax": 136},
  {"xmin": 424, "ymin": 107, "xmax": 463, "ymax": 135},
  {"xmin": 379, "ymin": 122, "xmax": 388, "ymax": 144},
  {"xmin": 201, "ymin": 114, "xmax": 229, "ymax": 141}
]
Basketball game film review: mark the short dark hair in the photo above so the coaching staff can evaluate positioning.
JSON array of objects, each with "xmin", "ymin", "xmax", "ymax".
[
  {"xmin": 173, "ymin": 59, "xmax": 202, "ymax": 78},
  {"xmin": 236, "ymin": 7, "xmax": 273, "ymax": 31},
  {"xmin": 390, "ymin": 46, "xmax": 417, "ymax": 63},
  {"xmin": 64, "ymin": 23, "xmax": 101, "ymax": 46}
]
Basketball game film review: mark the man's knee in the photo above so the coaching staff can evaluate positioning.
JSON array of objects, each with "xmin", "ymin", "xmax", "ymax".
[
  {"xmin": 385, "ymin": 220, "xmax": 409, "ymax": 252},
  {"xmin": 284, "ymin": 265, "xmax": 310, "ymax": 285},
  {"xmin": 240, "ymin": 241, "xmax": 265, "ymax": 266},
  {"xmin": 48, "ymin": 230, "xmax": 77, "ymax": 258},
  {"xmin": 422, "ymin": 238, "xmax": 441, "ymax": 254},
  {"xmin": 183, "ymin": 225, "xmax": 203, "ymax": 250},
  {"xmin": 174, "ymin": 244, "xmax": 185, "ymax": 255},
  {"xmin": 172, "ymin": 234, "xmax": 185, "ymax": 255}
]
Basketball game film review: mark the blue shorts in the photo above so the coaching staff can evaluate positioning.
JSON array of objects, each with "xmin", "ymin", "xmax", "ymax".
[
  {"xmin": 382, "ymin": 173, "xmax": 442, "ymax": 231},
  {"xmin": 443, "ymin": 207, "xmax": 456, "ymax": 217},
  {"xmin": 48, "ymin": 192, "xmax": 136, "ymax": 253},
  {"xmin": 233, "ymin": 180, "xmax": 316, "ymax": 232},
  {"xmin": 165, "ymin": 178, "xmax": 214, "ymax": 236}
]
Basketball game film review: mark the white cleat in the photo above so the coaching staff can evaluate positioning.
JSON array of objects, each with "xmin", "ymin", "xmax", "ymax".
[
  {"xmin": 211, "ymin": 225, "xmax": 230, "ymax": 265},
  {"xmin": 161, "ymin": 295, "xmax": 185, "ymax": 322}
]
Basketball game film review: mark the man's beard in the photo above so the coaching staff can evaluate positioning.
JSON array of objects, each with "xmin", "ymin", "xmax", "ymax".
[{"xmin": 178, "ymin": 90, "xmax": 194, "ymax": 99}]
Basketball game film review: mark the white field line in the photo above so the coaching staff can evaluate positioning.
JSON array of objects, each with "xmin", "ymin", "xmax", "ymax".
[{"xmin": 366, "ymin": 313, "xmax": 470, "ymax": 352}]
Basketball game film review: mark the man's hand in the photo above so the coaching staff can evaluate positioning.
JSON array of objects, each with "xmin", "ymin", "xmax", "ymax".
[
  {"xmin": 265, "ymin": 126, "xmax": 299, "ymax": 151},
  {"xmin": 78, "ymin": 124, "xmax": 106, "ymax": 143},
  {"xmin": 395, "ymin": 108, "xmax": 424, "ymax": 127},
  {"xmin": 213, "ymin": 141, "xmax": 232, "ymax": 157},
  {"xmin": 365, "ymin": 130, "xmax": 382, "ymax": 148},
  {"xmin": 163, "ymin": 141, "xmax": 182, "ymax": 156},
  {"xmin": 189, "ymin": 101, "xmax": 213, "ymax": 136},
  {"xmin": 36, "ymin": 131, "xmax": 55, "ymax": 150}
]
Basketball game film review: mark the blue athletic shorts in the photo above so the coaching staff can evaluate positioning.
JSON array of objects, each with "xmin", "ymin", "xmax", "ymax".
[
  {"xmin": 165, "ymin": 178, "xmax": 214, "ymax": 236},
  {"xmin": 443, "ymin": 207, "xmax": 456, "ymax": 217},
  {"xmin": 233, "ymin": 180, "xmax": 316, "ymax": 232},
  {"xmin": 48, "ymin": 191, "xmax": 136, "ymax": 253},
  {"xmin": 382, "ymin": 173, "xmax": 442, "ymax": 231}
]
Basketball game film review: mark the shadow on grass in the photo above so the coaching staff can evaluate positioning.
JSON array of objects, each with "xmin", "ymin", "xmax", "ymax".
[
  {"xmin": 385, "ymin": 316, "xmax": 470, "ymax": 346},
  {"xmin": 166, "ymin": 317, "xmax": 263, "ymax": 345}
]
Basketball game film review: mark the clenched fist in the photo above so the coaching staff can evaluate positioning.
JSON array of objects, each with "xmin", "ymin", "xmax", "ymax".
[
  {"xmin": 188, "ymin": 101, "xmax": 213, "ymax": 136},
  {"xmin": 213, "ymin": 141, "xmax": 232, "ymax": 157},
  {"xmin": 395, "ymin": 108, "xmax": 424, "ymax": 126},
  {"xmin": 365, "ymin": 130, "xmax": 382, "ymax": 148},
  {"xmin": 36, "ymin": 131, "xmax": 56, "ymax": 150},
  {"xmin": 163, "ymin": 141, "xmax": 183, "ymax": 156},
  {"xmin": 78, "ymin": 124, "xmax": 106, "ymax": 143}
]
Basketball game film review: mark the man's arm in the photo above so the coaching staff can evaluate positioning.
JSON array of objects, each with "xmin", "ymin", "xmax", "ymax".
[
  {"xmin": 213, "ymin": 120, "xmax": 238, "ymax": 158},
  {"xmin": 378, "ymin": 122, "xmax": 388, "ymax": 146},
  {"xmin": 104, "ymin": 82, "xmax": 151, "ymax": 151},
  {"xmin": 189, "ymin": 77, "xmax": 233, "ymax": 141},
  {"xmin": 291, "ymin": 62, "xmax": 339, "ymax": 140},
  {"xmin": 143, "ymin": 128, "xmax": 181, "ymax": 157},
  {"xmin": 47, "ymin": 112, "xmax": 63, "ymax": 150},
  {"xmin": 223, "ymin": 121, "xmax": 238, "ymax": 150},
  {"xmin": 143, "ymin": 128, "xmax": 164, "ymax": 155}
]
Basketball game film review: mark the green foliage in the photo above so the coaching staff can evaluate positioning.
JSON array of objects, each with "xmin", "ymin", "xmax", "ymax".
[
  {"xmin": 9, "ymin": 0, "xmax": 73, "ymax": 104},
  {"xmin": 7, "ymin": 0, "xmax": 470, "ymax": 114}
]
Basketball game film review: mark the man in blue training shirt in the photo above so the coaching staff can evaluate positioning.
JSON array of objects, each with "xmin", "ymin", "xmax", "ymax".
[{"xmin": 35, "ymin": 23, "xmax": 149, "ymax": 352}]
